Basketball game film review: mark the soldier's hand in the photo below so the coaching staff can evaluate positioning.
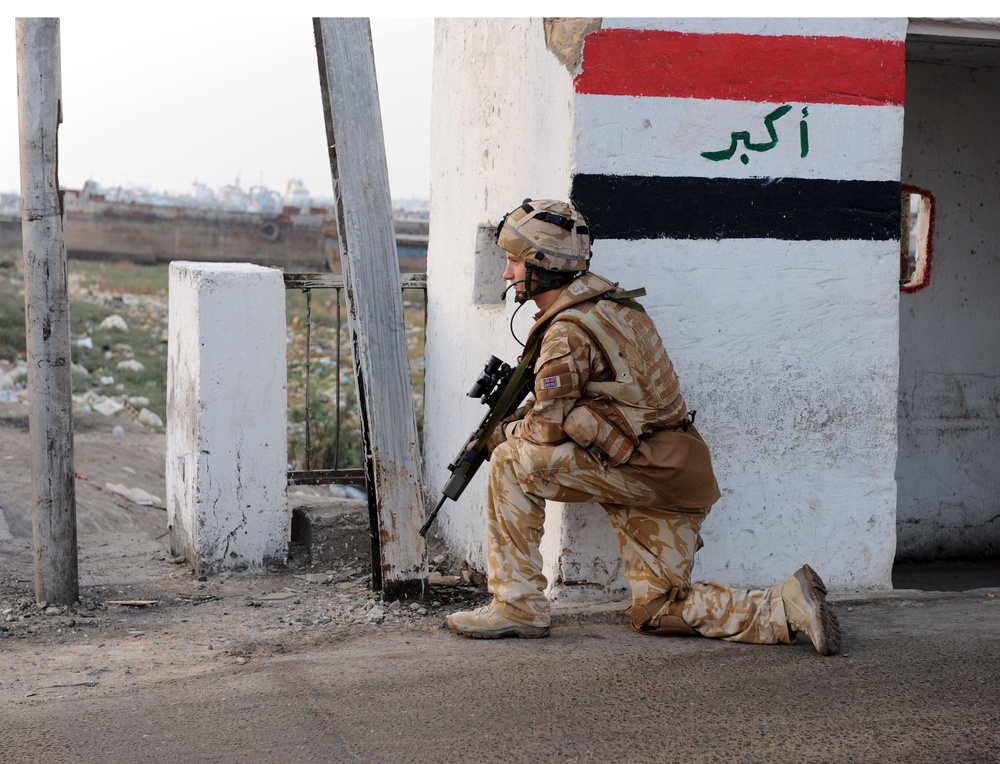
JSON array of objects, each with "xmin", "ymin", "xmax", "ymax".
[{"xmin": 485, "ymin": 428, "xmax": 505, "ymax": 460}]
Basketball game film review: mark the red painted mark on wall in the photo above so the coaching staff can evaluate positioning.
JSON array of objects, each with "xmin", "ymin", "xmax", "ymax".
[
  {"xmin": 900, "ymin": 184, "xmax": 936, "ymax": 294},
  {"xmin": 575, "ymin": 29, "xmax": 905, "ymax": 106}
]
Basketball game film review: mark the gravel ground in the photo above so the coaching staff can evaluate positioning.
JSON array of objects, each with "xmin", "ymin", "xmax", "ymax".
[
  {"xmin": 0, "ymin": 396, "xmax": 492, "ymax": 671},
  {"xmin": 0, "ymin": 524, "xmax": 494, "ymax": 705}
]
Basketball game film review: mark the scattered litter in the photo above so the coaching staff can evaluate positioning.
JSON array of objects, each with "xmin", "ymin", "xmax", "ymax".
[
  {"xmin": 988, "ymin": 593, "xmax": 996, "ymax": 599},
  {"xmin": 344, "ymin": 485, "xmax": 368, "ymax": 501},
  {"xmin": 137, "ymin": 408, "xmax": 164, "ymax": 429},
  {"xmin": 98, "ymin": 314, "xmax": 129, "ymax": 332},
  {"xmin": 117, "ymin": 359, "xmax": 145, "ymax": 373},
  {"xmin": 428, "ymin": 573, "xmax": 461, "ymax": 586},
  {"xmin": 0, "ymin": 363, "xmax": 28, "ymax": 391},
  {"xmin": 175, "ymin": 594, "xmax": 219, "ymax": 605},
  {"xmin": 92, "ymin": 397, "xmax": 124, "ymax": 416},
  {"xmin": 105, "ymin": 482, "xmax": 163, "ymax": 507},
  {"xmin": 255, "ymin": 591, "xmax": 299, "ymax": 602},
  {"xmin": 73, "ymin": 336, "xmax": 93, "ymax": 349},
  {"xmin": 294, "ymin": 573, "xmax": 333, "ymax": 585},
  {"xmin": 42, "ymin": 681, "xmax": 98, "ymax": 689},
  {"xmin": 112, "ymin": 425, "xmax": 125, "ymax": 437},
  {"xmin": 107, "ymin": 600, "xmax": 158, "ymax": 607}
]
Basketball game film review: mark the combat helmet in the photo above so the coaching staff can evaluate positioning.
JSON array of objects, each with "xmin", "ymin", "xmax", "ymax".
[{"xmin": 495, "ymin": 199, "xmax": 591, "ymax": 301}]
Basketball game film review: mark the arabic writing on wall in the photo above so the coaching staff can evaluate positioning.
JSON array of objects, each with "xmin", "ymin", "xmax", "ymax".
[{"xmin": 702, "ymin": 105, "xmax": 809, "ymax": 164}]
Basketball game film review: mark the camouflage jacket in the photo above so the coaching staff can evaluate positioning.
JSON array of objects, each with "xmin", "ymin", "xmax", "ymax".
[{"xmin": 506, "ymin": 272, "xmax": 721, "ymax": 510}]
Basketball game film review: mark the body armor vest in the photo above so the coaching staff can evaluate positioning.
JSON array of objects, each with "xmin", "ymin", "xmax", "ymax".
[{"xmin": 555, "ymin": 294, "xmax": 688, "ymax": 445}]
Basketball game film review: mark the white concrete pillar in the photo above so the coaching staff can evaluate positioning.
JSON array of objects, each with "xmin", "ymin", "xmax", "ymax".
[{"xmin": 166, "ymin": 262, "xmax": 288, "ymax": 574}]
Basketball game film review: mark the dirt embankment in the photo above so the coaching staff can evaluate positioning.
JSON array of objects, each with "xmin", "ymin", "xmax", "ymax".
[{"xmin": 0, "ymin": 401, "xmax": 168, "ymax": 542}]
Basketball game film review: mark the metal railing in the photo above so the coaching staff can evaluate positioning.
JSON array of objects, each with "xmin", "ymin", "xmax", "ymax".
[{"xmin": 283, "ymin": 271, "xmax": 427, "ymax": 487}]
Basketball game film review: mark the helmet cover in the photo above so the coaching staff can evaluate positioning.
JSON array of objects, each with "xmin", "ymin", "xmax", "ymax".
[{"xmin": 495, "ymin": 199, "xmax": 591, "ymax": 273}]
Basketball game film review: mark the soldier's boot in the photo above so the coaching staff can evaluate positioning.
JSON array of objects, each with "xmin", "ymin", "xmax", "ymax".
[
  {"xmin": 780, "ymin": 564, "xmax": 841, "ymax": 656},
  {"xmin": 447, "ymin": 605, "xmax": 549, "ymax": 639}
]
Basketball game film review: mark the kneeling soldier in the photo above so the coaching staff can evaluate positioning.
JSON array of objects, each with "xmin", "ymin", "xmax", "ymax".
[{"xmin": 447, "ymin": 199, "xmax": 841, "ymax": 656}]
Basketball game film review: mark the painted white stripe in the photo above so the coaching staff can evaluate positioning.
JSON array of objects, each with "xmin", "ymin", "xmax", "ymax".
[
  {"xmin": 602, "ymin": 17, "xmax": 908, "ymax": 41},
  {"xmin": 574, "ymin": 95, "xmax": 903, "ymax": 182}
]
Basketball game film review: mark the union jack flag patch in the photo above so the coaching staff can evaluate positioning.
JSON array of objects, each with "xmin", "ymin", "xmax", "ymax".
[{"xmin": 541, "ymin": 376, "xmax": 560, "ymax": 390}]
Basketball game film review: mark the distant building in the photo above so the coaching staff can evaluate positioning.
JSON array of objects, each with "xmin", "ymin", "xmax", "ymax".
[{"xmin": 0, "ymin": 179, "xmax": 429, "ymax": 271}]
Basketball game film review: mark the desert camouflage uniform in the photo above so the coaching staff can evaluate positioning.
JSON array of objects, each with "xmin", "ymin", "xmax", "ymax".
[{"xmin": 485, "ymin": 272, "xmax": 794, "ymax": 644}]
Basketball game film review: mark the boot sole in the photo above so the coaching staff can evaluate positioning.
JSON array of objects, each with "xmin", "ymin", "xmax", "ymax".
[
  {"xmin": 801, "ymin": 565, "xmax": 842, "ymax": 656},
  {"xmin": 447, "ymin": 622, "xmax": 549, "ymax": 639}
]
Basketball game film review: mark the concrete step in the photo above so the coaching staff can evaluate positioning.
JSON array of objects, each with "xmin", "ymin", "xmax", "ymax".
[{"xmin": 290, "ymin": 499, "xmax": 371, "ymax": 567}]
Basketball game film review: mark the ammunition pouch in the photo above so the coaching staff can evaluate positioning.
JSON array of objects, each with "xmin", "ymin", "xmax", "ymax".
[{"xmin": 564, "ymin": 404, "xmax": 636, "ymax": 466}]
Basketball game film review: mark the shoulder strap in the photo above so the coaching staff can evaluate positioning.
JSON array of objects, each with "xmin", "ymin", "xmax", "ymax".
[{"xmin": 599, "ymin": 287, "xmax": 647, "ymax": 313}]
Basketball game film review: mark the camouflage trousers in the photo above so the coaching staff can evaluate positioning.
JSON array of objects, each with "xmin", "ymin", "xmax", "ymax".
[{"xmin": 486, "ymin": 438, "xmax": 792, "ymax": 644}]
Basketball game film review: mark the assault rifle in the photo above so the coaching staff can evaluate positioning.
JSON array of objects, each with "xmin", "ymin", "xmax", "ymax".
[{"xmin": 419, "ymin": 352, "xmax": 535, "ymax": 537}]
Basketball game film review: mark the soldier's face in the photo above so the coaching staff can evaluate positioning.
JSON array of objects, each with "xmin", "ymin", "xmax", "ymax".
[{"xmin": 502, "ymin": 253, "xmax": 525, "ymax": 287}]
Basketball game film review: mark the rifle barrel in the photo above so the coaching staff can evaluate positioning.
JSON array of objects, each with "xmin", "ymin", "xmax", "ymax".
[{"xmin": 419, "ymin": 493, "xmax": 449, "ymax": 537}]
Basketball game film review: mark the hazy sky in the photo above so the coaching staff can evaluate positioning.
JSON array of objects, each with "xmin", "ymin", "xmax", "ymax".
[
  {"xmin": 6, "ymin": 6, "xmax": 971, "ymax": 203},
  {"xmin": 2, "ymin": 13, "xmax": 434, "ymax": 201}
]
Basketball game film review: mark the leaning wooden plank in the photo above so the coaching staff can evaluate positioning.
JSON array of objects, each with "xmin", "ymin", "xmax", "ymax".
[{"xmin": 313, "ymin": 18, "xmax": 427, "ymax": 597}]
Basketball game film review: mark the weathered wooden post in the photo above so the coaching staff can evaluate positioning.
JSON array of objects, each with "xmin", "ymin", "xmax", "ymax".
[
  {"xmin": 313, "ymin": 17, "xmax": 427, "ymax": 597},
  {"xmin": 16, "ymin": 18, "xmax": 78, "ymax": 605}
]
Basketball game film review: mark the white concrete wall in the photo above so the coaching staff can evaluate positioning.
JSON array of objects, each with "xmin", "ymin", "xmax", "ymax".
[
  {"xmin": 614, "ymin": 239, "xmax": 899, "ymax": 589},
  {"xmin": 424, "ymin": 18, "xmax": 575, "ymax": 566},
  {"xmin": 567, "ymin": 17, "xmax": 905, "ymax": 594},
  {"xmin": 426, "ymin": 17, "xmax": 906, "ymax": 594},
  {"xmin": 166, "ymin": 262, "xmax": 288, "ymax": 574},
  {"xmin": 898, "ymin": 59, "xmax": 1000, "ymax": 559}
]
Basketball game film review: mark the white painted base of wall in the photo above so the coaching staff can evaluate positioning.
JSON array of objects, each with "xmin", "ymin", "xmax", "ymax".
[
  {"xmin": 166, "ymin": 262, "xmax": 288, "ymax": 574},
  {"xmin": 542, "ymin": 501, "xmax": 630, "ymax": 605}
]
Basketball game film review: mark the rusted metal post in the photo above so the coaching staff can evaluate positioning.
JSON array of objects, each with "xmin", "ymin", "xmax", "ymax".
[
  {"xmin": 313, "ymin": 18, "xmax": 427, "ymax": 598},
  {"xmin": 16, "ymin": 18, "xmax": 79, "ymax": 605}
]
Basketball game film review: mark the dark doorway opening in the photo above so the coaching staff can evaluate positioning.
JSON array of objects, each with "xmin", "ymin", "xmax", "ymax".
[{"xmin": 892, "ymin": 559, "xmax": 1000, "ymax": 592}]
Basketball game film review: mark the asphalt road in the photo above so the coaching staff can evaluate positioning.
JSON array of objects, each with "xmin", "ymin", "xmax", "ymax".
[{"xmin": 3, "ymin": 591, "xmax": 998, "ymax": 764}]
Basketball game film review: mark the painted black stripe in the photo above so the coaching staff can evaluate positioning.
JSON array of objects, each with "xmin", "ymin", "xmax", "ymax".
[{"xmin": 570, "ymin": 175, "xmax": 900, "ymax": 241}]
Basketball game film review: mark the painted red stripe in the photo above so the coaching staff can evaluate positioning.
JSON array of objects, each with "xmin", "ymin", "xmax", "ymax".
[{"xmin": 575, "ymin": 28, "xmax": 905, "ymax": 106}]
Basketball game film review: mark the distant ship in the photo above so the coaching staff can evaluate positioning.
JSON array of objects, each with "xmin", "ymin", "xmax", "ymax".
[{"xmin": 0, "ymin": 179, "xmax": 428, "ymax": 272}]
